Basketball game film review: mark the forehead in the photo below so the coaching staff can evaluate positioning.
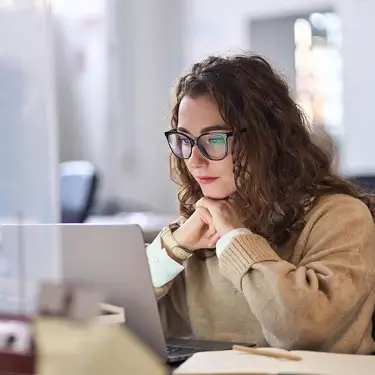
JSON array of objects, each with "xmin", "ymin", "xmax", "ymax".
[{"xmin": 177, "ymin": 95, "xmax": 227, "ymax": 135}]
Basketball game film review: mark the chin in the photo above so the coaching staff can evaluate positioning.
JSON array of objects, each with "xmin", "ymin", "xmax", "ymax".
[{"xmin": 201, "ymin": 188, "xmax": 232, "ymax": 200}]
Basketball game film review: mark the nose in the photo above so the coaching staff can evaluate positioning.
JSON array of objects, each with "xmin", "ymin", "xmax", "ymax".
[{"xmin": 188, "ymin": 145, "xmax": 208, "ymax": 168}]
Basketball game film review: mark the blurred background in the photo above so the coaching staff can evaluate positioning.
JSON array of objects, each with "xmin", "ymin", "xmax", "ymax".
[{"xmin": 0, "ymin": 0, "xmax": 374, "ymax": 239}]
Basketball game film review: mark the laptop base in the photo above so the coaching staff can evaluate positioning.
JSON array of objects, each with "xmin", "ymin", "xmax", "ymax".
[{"xmin": 166, "ymin": 338, "xmax": 254, "ymax": 364}]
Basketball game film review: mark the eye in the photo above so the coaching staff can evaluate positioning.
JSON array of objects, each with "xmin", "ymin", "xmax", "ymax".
[{"xmin": 208, "ymin": 135, "xmax": 226, "ymax": 144}]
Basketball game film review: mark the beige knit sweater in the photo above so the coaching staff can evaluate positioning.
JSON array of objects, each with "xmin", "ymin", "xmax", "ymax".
[{"xmin": 157, "ymin": 194, "xmax": 375, "ymax": 354}]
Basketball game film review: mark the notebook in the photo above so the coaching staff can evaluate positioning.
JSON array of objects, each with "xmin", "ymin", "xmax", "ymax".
[{"xmin": 173, "ymin": 348, "xmax": 375, "ymax": 375}]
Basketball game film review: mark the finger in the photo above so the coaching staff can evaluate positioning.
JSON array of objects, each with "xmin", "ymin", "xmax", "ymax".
[
  {"xmin": 195, "ymin": 207, "xmax": 217, "ymax": 238},
  {"xmin": 195, "ymin": 197, "xmax": 205, "ymax": 206},
  {"xmin": 206, "ymin": 242, "xmax": 217, "ymax": 249},
  {"xmin": 202, "ymin": 215, "xmax": 217, "ymax": 238},
  {"xmin": 195, "ymin": 197, "xmax": 216, "ymax": 212},
  {"xmin": 204, "ymin": 221, "xmax": 217, "ymax": 238},
  {"xmin": 198, "ymin": 199, "xmax": 229, "ymax": 220},
  {"xmin": 195, "ymin": 197, "xmax": 212, "ymax": 209},
  {"xmin": 207, "ymin": 236, "xmax": 219, "ymax": 248},
  {"xmin": 207, "ymin": 234, "xmax": 220, "ymax": 248},
  {"xmin": 195, "ymin": 206, "xmax": 212, "ymax": 225}
]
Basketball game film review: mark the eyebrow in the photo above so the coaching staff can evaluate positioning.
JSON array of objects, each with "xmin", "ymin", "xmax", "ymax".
[{"xmin": 177, "ymin": 124, "xmax": 231, "ymax": 134}]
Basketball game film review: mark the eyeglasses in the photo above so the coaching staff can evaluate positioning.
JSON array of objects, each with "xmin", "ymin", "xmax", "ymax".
[{"xmin": 164, "ymin": 129, "xmax": 246, "ymax": 161}]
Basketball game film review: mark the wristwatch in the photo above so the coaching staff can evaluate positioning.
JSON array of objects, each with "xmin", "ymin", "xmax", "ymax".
[{"xmin": 160, "ymin": 224, "xmax": 193, "ymax": 260}]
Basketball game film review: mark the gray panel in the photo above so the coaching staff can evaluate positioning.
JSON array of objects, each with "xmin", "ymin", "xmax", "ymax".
[{"xmin": 250, "ymin": 15, "xmax": 297, "ymax": 94}]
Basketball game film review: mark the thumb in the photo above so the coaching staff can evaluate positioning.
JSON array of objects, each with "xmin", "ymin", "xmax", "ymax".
[{"xmin": 207, "ymin": 232, "xmax": 220, "ymax": 248}]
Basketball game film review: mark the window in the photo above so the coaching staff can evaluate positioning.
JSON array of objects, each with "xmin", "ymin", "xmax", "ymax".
[{"xmin": 294, "ymin": 12, "xmax": 343, "ymax": 133}]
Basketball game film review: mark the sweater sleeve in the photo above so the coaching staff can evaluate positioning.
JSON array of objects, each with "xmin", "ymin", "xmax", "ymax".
[{"xmin": 218, "ymin": 197, "xmax": 375, "ymax": 351}]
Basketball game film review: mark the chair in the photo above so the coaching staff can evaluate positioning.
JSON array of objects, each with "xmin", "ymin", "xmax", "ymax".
[
  {"xmin": 349, "ymin": 176, "xmax": 375, "ymax": 193},
  {"xmin": 60, "ymin": 160, "xmax": 98, "ymax": 223},
  {"xmin": 351, "ymin": 178, "xmax": 375, "ymax": 341}
]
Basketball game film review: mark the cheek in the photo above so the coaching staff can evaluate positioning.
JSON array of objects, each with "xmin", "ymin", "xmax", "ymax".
[
  {"xmin": 183, "ymin": 160, "xmax": 192, "ymax": 175},
  {"xmin": 214, "ymin": 159, "xmax": 234, "ymax": 180}
]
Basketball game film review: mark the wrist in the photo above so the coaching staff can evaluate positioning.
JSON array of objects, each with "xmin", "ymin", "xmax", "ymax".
[
  {"xmin": 160, "ymin": 225, "xmax": 193, "ymax": 261},
  {"xmin": 172, "ymin": 228, "xmax": 191, "ymax": 250}
]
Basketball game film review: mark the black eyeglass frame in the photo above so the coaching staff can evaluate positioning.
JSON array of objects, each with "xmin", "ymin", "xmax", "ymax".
[{"xmin": 164, "ymin": 128, "xmax": 246, "ymax": 161}]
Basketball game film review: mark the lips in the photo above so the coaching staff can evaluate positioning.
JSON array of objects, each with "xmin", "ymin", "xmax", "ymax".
[{"xmin": 196, "ymin": 176, "xmax": 218, "ymax": 184}]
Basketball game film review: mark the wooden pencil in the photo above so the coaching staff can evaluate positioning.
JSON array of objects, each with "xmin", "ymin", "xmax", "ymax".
[{"xmin": 232, "ymin": 345, "xmax": 303, "ymax": 361}]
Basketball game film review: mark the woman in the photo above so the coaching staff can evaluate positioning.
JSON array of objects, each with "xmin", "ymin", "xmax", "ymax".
[{"xmin": 146, "ymin": 54, "xmax": 375, "ymax": 354}]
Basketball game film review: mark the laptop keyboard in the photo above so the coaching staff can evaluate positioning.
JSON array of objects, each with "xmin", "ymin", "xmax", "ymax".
[
  {"xmin": 167, "ymin": 345, "xmax": 185, "ymax": 354},
  {"xmin": 167, "ymin": 344, "xmax": 211, "ymax": 354}
]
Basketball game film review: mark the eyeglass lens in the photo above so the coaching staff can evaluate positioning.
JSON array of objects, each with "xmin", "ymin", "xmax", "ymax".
[{"xmin": 167, "ymin": 132, "xmax": 227, "ymax": 160}]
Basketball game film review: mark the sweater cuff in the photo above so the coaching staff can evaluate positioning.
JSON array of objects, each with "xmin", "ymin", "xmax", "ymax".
[
  {"xmin": 219, "ymin": 234, "xmax": 281, "ymax": 291},
  {"xmin": 216, "ymin": 228, "xmax": 253, "ymax": 258}
]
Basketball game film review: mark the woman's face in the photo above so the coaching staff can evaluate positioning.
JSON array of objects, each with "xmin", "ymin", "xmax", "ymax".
[{"xmin": 177, "ymin": 95, "xmax": 236, "ymax": 199}]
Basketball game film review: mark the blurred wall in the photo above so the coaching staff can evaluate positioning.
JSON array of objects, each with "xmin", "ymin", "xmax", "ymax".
[
  {"xmin": 250, "ymin": 15, "xmax": 297, "ymax": 95},
  {"xmin": 106, "ymin": 0, "xmax": 186, "ymax": 213},
  {"xmin": 54, "ymin": 0, "xmax": 186, "ymax": 214},
  {"xmin": 0, "ymin": 6, "xmax": 60, "ymax": 223},
  {"xmin": 53, "ymin": 0, "xmax": 110, "ymax": 194},
  {"xmin": 339, "ymin": 0, "xmax": 375, "ymax": 176},
  {"xmin": 187, "ymin": 0, "xmax": 375, "ymax": 176}
]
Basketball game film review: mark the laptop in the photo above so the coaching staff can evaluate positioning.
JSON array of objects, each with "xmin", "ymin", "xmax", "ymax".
[{"xmin": 0, "ymin": 223, "xmax": 252, "ymax": 363}]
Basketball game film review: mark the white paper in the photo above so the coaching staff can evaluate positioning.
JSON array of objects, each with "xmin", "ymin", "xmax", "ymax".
[{"xmin": 174, "ymin": 349, "xmax": 375, "ymax": 375}]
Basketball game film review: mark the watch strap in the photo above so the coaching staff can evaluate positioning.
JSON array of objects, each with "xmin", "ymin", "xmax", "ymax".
[{"xmin": 160, "ymin": 224, "xmax": 193, "ymax": 260}]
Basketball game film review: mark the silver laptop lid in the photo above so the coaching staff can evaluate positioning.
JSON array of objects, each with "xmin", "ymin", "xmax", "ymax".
[{"xmin": 0, "ymin": 223, "xmax": 168, "ymax": 361}]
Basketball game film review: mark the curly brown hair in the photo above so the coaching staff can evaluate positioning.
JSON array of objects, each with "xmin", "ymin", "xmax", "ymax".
[{"xmin": 169, "ymin": 54, "xmax": 375, "ymax": 246}]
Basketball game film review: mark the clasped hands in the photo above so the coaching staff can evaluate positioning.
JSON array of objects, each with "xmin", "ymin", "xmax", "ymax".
[{"xmin": 173, "ymin": 197, "xmax": 245, "ymax": 251}]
